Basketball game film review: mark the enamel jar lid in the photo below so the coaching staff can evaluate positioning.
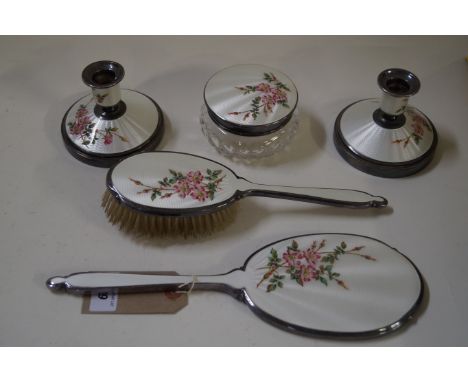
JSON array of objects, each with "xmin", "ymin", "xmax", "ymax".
[
  {"xmin": 62, "ymin": 61, "xmax": 164, "ymax": 167},
  {"xmin": 334, "ymin": 68, "xmax": 438, "ymax": 178},
  {"xmin": 204, "ymin": 64, "xmax": 298, "ymax": 136}
]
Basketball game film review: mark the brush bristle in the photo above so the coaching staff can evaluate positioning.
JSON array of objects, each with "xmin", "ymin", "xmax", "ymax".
[{"xmin": 102, "ymin": 190, "xmax": 237, "ymax": 238}]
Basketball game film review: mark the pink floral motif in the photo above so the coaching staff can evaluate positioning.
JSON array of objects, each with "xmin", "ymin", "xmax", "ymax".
[
  {"xmin": 70, "ymin": 106, "xmax": 93, "ymax": 135},
  {"xmin": 129, "ymin": 169, "xmax": 225, "ymax": 202},
  {"xmin": 255, "ymin": 83, "xmax": 272, "ymax": 93},
  {"xmin": 190, "ymin": 184, "xmax": 209, "ymax": 202},
  {"xmin": 257, "ymin": 240, "xmax": 375, "ymax": 292},
  {"xmin": 228, "ymin": 72, "xmax": 291, "ymax": 121},
  {"xmin": 103, "ymin": 131, "xmax": 113, "ymax": 145},
  {"xmin": 392, "ymin": 111, "xmax": 432, "ymax": 147},
  {"xmin": 67, "ymin": 102, "xmax": 128, "ymax": 146},
  {"xmin": 186, "ymin": 170, "xmax": 204, "ymax": 184},
  {"xmin": 173, "ymin": 179, "xmax": 192, "ymax": 198}
]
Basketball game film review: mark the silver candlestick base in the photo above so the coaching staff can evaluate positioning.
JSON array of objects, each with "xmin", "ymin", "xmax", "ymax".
[
  {"xmin": 62, "ymin": 60, "xmax": 164, "ymax": 167},
  {"xmin": 334, "ymin": 68, "xmax": 438, "ymax": 178}
]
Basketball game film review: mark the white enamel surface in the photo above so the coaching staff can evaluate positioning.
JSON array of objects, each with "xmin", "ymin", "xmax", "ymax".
[
  {"xmin": 92, "ymin": 86, "xmax": 121, "ymax": 107},
  {"xmin": 339, "ymin": 99, "xmax": 434, "ymax": 163},
  {"xmin": 65, "ymin": 89, "xmax": 159, "ymax": 154},
  {"xmin": 66, "ymin": 273, "xmax": 194, "ymax": 288},
  {"xmin": 204, "ymin": 64, "xmax": 298, "ymax": 127},
  {"xmin": 111, "ymin": 152, "xmax": 238, "ymax": 209},
  {"xmin": 61, "ymin": 272, "xmax": 245, "ymax": 290},
  {"xmin": 236, "ymin": 179, "xmax": 385, "ymax": 204},
  {"xmin": 242, "ymin": 234, "xmax": 421, "ymax": 333},
  {"xmin": 111, "ymin": 152, "xmax": 385, "ymax": 211},
  {"xmin": 380, "ymin": 92, "xmax": 409, "ymax": 115}
]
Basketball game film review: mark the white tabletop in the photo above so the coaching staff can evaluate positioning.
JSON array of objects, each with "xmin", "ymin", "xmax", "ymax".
[{"xmin": 1, "ymin": 36, "xmax": 467, "ymax": 346}]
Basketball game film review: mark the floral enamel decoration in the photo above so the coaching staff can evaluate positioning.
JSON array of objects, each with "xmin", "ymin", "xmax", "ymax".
[
  {"xmin": 68, "ymin": 103, "xmax": 128, "ymax": 146},
  {"xmin": 257, "ymin": 239, "xmax": 375, "ymax": 292},
  {"xmin": 228, "ymin": 72, "xmax": 290, "ymax": 121},
  {"xmin": 129, "ymin": 169, "xmax": 226, "ymax": 202},
  {"xmin": 95, "ymin": 93, "xmax": 108, "ymax": 103},
  {"xmin": 392, "ymin": 111, "xmax": 432, "ymax": 147}
]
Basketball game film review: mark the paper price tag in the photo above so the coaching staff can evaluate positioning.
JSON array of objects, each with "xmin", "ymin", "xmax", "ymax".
[
  {"xmin": 89, "ymin": 289, "xmax": 119, "ymax": 312},
  {"xmin": 81, "ymin": 272, "xmax": 188, "ymax": 315}
]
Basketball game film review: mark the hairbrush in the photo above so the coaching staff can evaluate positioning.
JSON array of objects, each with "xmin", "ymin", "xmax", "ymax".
[{"xmin": 102, "ymin": 151, "xmax": 388, "ymax": 237}]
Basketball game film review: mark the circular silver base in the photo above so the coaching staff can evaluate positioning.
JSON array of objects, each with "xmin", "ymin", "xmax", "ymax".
[
  {"xmin": 334, "ymin": 99, "xmax": 438, "ymax": 178},
  {"xmin": 62, "ymin": 89, "xmax": 164, "ymax": 167}
]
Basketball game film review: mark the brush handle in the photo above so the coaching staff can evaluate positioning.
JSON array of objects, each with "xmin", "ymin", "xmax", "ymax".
[
  {"xmin": 46, "ymin": 271, "xmax": 244, "ymax": 295},
  {"xmin": 237, "ymin": 179, "xmax": 387, "ymax": 208}
]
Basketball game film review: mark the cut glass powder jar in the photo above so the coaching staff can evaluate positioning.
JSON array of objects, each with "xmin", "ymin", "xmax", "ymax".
[{"xmin": 201, "ymin": 64, "xmax": 299, "ymax": 161}]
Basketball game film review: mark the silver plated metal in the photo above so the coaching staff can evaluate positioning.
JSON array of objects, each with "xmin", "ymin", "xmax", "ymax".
[
  {"xmin": 334, "ymin": 68, "xmax": 438, "ymax": 178},
  {"xmin": 62, "ymin": 60, "xmax": 164, "ymax": 167}
]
